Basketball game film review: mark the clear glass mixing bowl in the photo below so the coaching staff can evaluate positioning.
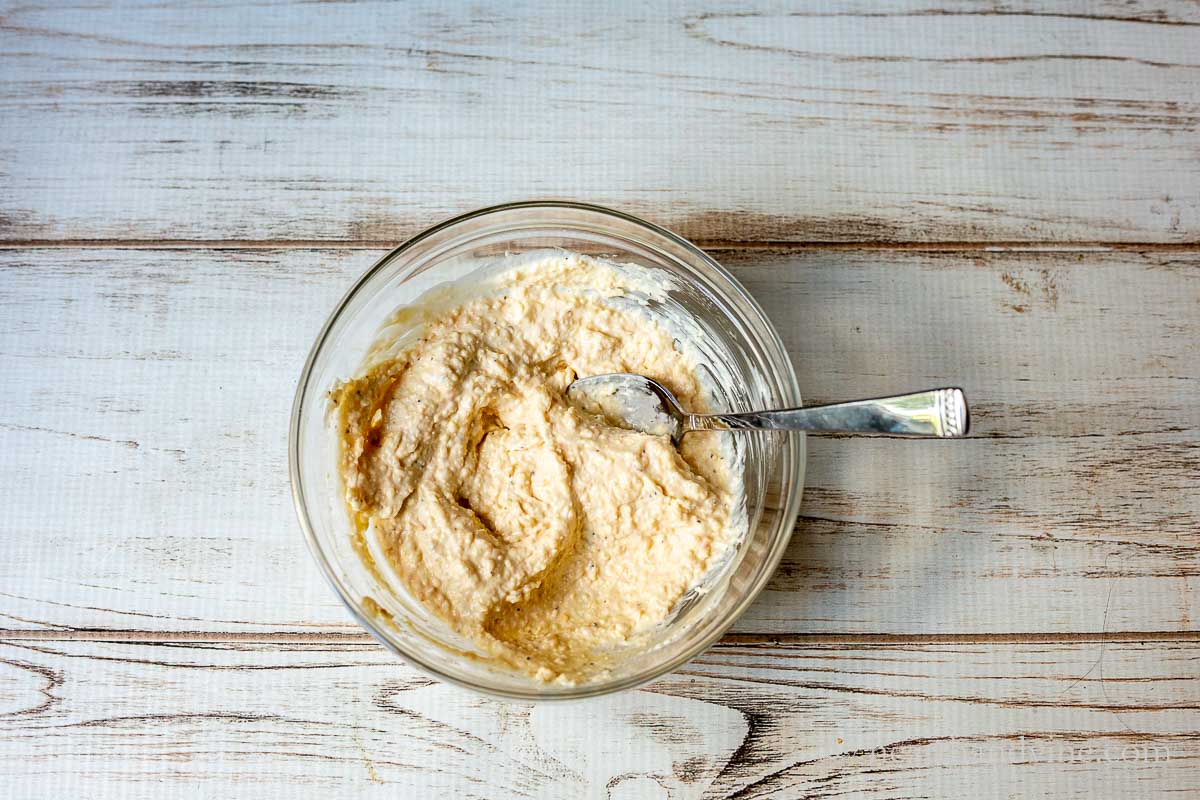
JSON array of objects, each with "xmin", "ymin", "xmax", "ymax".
[{"xmin": 290, "ymin": 201, "xmax": 804, "ymax": 699}]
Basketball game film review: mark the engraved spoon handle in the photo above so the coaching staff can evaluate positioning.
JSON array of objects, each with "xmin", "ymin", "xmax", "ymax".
[{"xmin": 688, "ymin": 388, "xmax": 969, "ymax": 438}]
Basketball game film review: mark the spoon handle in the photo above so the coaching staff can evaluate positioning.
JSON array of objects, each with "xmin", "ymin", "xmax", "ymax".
[{"xmin": 690, "ymin": 388, "xmax": 970, "ymax": 438}]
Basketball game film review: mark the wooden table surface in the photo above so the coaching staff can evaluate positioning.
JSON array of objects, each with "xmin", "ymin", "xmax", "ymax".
[{"xmin": 2, "ymin": 2, "xmax": 1197, "ymax": 797}]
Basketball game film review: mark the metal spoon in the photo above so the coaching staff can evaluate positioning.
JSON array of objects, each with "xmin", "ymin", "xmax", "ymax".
[{"xmin": 567, "ymin": 374, "xmax": 969, "ymax": 443}]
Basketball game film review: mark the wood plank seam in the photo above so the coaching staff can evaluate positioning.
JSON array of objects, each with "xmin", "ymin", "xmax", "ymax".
[
  {"xmin": 0, "ymin": 240, "xmax": 1198, "ymax": 251},
  {"xmin": 2, "ymin": 630, "xmax": 1197, "ymax": 644}
]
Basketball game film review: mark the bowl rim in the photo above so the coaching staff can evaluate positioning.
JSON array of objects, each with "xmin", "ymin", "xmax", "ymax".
[{"xmin": 289, "ymin": 200, "xmax": 804, "ymax": 700}]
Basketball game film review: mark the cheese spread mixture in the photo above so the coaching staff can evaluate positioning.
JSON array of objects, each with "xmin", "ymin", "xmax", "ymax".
[{"xmin": 332, "ymin": 253, "xmax": 739, "ymax": 682}]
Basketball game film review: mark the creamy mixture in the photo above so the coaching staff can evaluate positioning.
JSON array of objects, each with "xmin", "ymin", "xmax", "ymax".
[{"xmin": 332, "ymin": 253, "xmax": 739, "ymax": 682}]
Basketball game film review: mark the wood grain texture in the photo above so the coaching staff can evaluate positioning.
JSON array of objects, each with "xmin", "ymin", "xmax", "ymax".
[
  {"xmin": 1, "ymin": 0, "xmax": 1199, "ymax": 243},
  {"xmin": 0, "ymin": 639, "xmax": 1196, "ymax": 798},
  {"xmin": 2, "ymin": 247, "xmax": 1196, "ymax": 636}
]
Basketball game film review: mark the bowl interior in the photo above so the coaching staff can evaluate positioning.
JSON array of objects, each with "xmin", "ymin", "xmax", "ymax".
[{"xmin": 291, "ymin": 203, "xmax": 803, "ymax": 699}]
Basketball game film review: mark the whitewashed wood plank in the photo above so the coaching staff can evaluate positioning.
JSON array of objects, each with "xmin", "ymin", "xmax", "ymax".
[
  {"xmin": 0, "ymin": 640, "xmax": 1195, "ymax": 798},
  {"xmin": 1, "ymin": 0, "xmax": 1198, "ymax": 243},
  {"xmin": 1, "ymin": 247, "xmax": 1196, "ymax": 635}
]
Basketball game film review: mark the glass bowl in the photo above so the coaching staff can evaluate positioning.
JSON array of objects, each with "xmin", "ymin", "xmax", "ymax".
[{"xmin": 290, "ymin": 201, "xmax": 804, "ymax": 699}]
